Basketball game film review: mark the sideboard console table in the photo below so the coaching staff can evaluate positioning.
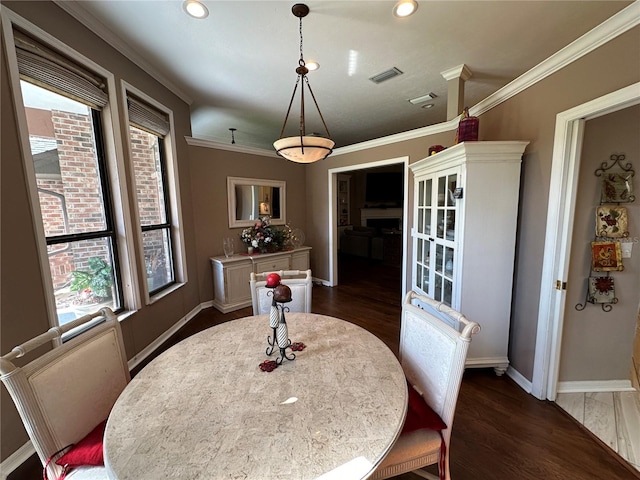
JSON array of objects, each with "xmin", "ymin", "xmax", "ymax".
[{"xmin": 210, "ymin": 246, "xmax": 311, "ymax": 313}]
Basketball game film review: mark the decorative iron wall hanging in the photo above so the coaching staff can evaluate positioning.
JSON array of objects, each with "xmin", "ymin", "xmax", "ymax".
[{"xmin": 576, "ymin": 153, "xmax": 634, "ymax": 312}]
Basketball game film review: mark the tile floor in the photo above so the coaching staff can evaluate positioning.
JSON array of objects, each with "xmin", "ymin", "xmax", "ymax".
[{"xmin": 556, "ymin": 389, "xmax": 640, "ymax": 473}]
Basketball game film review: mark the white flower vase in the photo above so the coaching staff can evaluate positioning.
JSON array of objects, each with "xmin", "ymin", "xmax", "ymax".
[{"xmin": 247, "ymin": 246, "xmax": 254, "ymax": 255}]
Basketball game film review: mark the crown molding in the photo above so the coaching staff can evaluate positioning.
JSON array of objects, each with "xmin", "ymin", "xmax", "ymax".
[
  {"xmin": 185, "ymin": 136, "xmax": 279, "ymax": 158},
  {"xmin": 472, "ymin": 1, "xmax": 640, "ymax": 118},
  {"xmin": 332, "ymin": 120, "xmax": 457, "ymax": 156},
  {"xmin": 53, "ymin": 1, "xmax": 193, "ymax": 105}
]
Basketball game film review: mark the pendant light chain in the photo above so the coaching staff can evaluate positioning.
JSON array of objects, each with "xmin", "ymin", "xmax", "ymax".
[
  {"xmin": 298, "ymin": 15, "xmax": 306, "ymax": 141},
  {"xmin": 299, "ymin": 17, "xmax": 305, "ymax": 67}
]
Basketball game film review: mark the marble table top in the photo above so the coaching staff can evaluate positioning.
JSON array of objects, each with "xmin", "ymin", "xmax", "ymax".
[{"xmin": 104, "ymin": 313, "xmax": 407, "ymax": 480}]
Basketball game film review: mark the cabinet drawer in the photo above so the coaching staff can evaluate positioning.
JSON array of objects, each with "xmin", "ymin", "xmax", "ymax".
[{"xmin": 255, "ymin": 257, "xmax": 290, "ymax": 273}]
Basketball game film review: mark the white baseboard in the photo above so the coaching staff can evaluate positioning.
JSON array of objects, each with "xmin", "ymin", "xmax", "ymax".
[
  {"xmin": 200, "ymin": 300, "xmax": 214, "ymax": 309},
  {"xmin": 557, "ymin": 379, "xmax": 637, "ymax": 393},
  {"xmin": 507, "ymin": 366, "xmax": 533, "ymax": 394},
  {"xmin": 0, "ymin": 441, "xmax": 35, "ymax": 480},
  {"xmin": 312, "ymin": 276, "xmax": 330, "ymax": 286}
]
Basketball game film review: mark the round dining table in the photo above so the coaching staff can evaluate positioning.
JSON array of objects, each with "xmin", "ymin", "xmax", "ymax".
[{"xmin": 104, "ymin": 313, "xmax": 408, "ymax": 480}]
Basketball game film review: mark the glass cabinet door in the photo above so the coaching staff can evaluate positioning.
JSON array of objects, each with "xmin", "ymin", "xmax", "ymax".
[{"xmin": 413, "ymin": 168, "xmax": 458, "ymax": 306}]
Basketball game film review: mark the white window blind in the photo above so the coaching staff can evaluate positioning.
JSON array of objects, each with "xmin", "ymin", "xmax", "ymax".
[
  {"xmin": 13, "ymin": 29, "xmax": 108, "ymax": 108},
  {"xmin": 127, "ymin": 96, "xmax": 170, "ymax": 137}
]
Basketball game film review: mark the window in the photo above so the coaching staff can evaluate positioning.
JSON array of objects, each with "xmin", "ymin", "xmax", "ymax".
[
  {"xmin": 15, "ymin": 29, "xmax": 122, "ymax": 324},
  {"xmin": 126, "ymin": 95, "xmax": 175, "ymax": 295}
]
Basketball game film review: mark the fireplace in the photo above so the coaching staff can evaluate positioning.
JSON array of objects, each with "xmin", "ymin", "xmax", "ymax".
[{"xmin": 360, "ymin": 208, "xmax": 402, "ymax": 229}]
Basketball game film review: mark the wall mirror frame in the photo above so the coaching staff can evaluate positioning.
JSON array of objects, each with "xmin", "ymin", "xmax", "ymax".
[{"xmin": 227, "ymin": 177, "xmax": 287, "ymax": 228}]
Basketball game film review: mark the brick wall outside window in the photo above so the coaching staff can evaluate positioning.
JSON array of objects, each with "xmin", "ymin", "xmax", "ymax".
[
  {"xmin": 31, "ymin": 111, "xmax": 158, "ymax": 290},
  {"xmin": 129, "ymin": 127, "xmax": 170, "ymax": 280}
]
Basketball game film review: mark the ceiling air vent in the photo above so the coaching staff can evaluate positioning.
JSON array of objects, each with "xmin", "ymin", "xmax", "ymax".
[{"xmin": 369, "ymin": 67, "xmax": 403, "ymax": 84}]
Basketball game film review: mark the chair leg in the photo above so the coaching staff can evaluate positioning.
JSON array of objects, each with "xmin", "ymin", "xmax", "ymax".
[{"xmin": 412, "ymin": 469, "xmax": 440, "ymax": 480}]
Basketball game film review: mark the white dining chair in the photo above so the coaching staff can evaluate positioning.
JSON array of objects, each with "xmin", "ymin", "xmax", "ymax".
[
  {"xmin": 250, "ymin": 269, "xmax": 312, "ymax": 314},
  {"xmin": 371, "ymin": 291, "xmax": 480, "ymax": 480},
  {"xmin": 0, "ymin": 308, "xmax": 129, "ymax": 480}
]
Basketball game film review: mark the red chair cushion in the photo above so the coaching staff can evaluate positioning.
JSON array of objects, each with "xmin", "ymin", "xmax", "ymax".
[
  {"xmin": 56, "ymin": 419, "xmax": 106, "ymax": 468},
  {"xmin": 402, "ymin": 383, "xmax": 446, "ymax": 434}
]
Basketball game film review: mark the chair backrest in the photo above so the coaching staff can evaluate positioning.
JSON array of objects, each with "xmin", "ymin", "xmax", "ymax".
[
  {"xmin": 250, "ymin": 269, "xmax": 312, "ymax": 314},
  {"xmin": 0, "ymin": 308, "xmax": 130, "ymax": 480},
  {"xmin": 399, "ymin": 291, "xmax": 480, "ymax": 444}
]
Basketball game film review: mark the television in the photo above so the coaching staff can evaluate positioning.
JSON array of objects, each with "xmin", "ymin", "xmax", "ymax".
[{"xmin": 365, "ymin": 171, "xmax": 403, "ymax": 204}]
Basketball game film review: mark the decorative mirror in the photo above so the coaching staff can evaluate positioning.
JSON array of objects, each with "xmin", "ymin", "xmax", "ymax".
[{"xmin": 227, "ymin": 177, "xmax": 286, "ymax": 228}]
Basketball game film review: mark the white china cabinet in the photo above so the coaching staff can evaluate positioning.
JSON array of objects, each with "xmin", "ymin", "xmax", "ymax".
[{"xmin": 409, "ymin": 141, "xmax": 528, "ymax": 375}]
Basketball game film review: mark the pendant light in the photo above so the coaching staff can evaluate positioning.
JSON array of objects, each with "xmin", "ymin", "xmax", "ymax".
[{"xmin": 273, "ymin": 3, "xmax": 334, "ymax": 163}]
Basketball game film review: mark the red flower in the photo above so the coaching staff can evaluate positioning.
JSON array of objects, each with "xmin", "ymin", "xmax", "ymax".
[
  {"xmin": 259, "ymin": 360, "xmax": 278, "ymax": 372},
  {"xmin": 291, "ymin": 342, "xmax": 306, "ymax": 351}
]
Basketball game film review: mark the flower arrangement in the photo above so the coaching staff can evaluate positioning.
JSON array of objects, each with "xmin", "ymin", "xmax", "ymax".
[{"xmin": 240, "ymin": 216, "xmax": 291, "ymax": 253}]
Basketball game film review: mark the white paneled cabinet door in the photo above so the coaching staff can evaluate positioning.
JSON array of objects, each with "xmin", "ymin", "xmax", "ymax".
[
  {"xmin": 414, "ymin": 168, "xmax": 459, "ymax": 307},
  {"xmin": 410, "ymin": 141, "xmax": 529, "ymax": 376}
]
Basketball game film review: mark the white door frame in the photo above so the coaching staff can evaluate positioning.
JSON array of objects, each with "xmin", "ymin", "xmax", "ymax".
[
  {"xmin": 327, "ymin": 157, "xmax": 409, "ymax": 290},
  {"xmin": 532, "ymin": 82, "xmax": 640, "ymax": 400}
]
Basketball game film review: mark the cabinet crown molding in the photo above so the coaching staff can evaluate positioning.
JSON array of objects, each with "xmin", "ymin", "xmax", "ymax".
[{"xmin": 410, "ymin": 141, "xmax": 529, "ymax": 174}]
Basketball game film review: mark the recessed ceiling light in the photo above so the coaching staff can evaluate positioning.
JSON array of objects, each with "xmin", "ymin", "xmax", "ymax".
[
  {"xmin": 183, "ymin": 0, "xmax": 209, "ymax": 19},
  {"xmin": 393, "ymin": 0, "xmax": 418, "ymax": 18},
  {"xmin": 409, "ymin": 92, "xmax": 437, "ymax": 105},
  {"xmin": 421, "ymin": 103, "xmax": 435, "ymax": 109},
  {"xmin": 306, "ymin": 61, "xmax": 320, "ymax": 71}
]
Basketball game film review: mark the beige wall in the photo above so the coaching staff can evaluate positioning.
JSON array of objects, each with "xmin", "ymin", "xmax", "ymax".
[
  {"xmin": 188, "ymin": 146, "xmax": 306, "ymax": 302},
  {"xmin": 1, "ymin": 1, "xmax": 200, "ymax": 460},
  {"xmin": 560, "ymin": 106, "xmax": 640, "ymax": 382}
]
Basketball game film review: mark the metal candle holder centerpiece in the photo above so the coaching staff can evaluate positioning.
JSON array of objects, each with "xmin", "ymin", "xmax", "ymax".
[{"xmin": 264, "ymin": 273, "xmax": 296, "ymax": 364}]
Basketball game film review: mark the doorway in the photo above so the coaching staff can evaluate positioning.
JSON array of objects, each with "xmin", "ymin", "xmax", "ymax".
[
  {"xmin": 327, "ymin": 156, "xmax": 409, "ymax": 292},
  {"xmin": 532, "ymin": 82, "xmax": 640, "ymax": 401}
]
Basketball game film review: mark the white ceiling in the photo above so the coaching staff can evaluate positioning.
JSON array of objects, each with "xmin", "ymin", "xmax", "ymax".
[{"xmin": 56, "ymin": 1, "xmax": 631, "ymax": 151}]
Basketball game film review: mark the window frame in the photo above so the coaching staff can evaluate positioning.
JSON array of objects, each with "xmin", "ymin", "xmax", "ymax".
[{"xmin": 122, "ymin": 82, "xmax": 187, "ymax": 303}]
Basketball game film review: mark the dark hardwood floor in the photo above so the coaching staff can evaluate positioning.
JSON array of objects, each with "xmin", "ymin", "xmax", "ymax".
[{"xmin": 9, "ymin": 254, "xmax": 638, "ymax": 479}]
